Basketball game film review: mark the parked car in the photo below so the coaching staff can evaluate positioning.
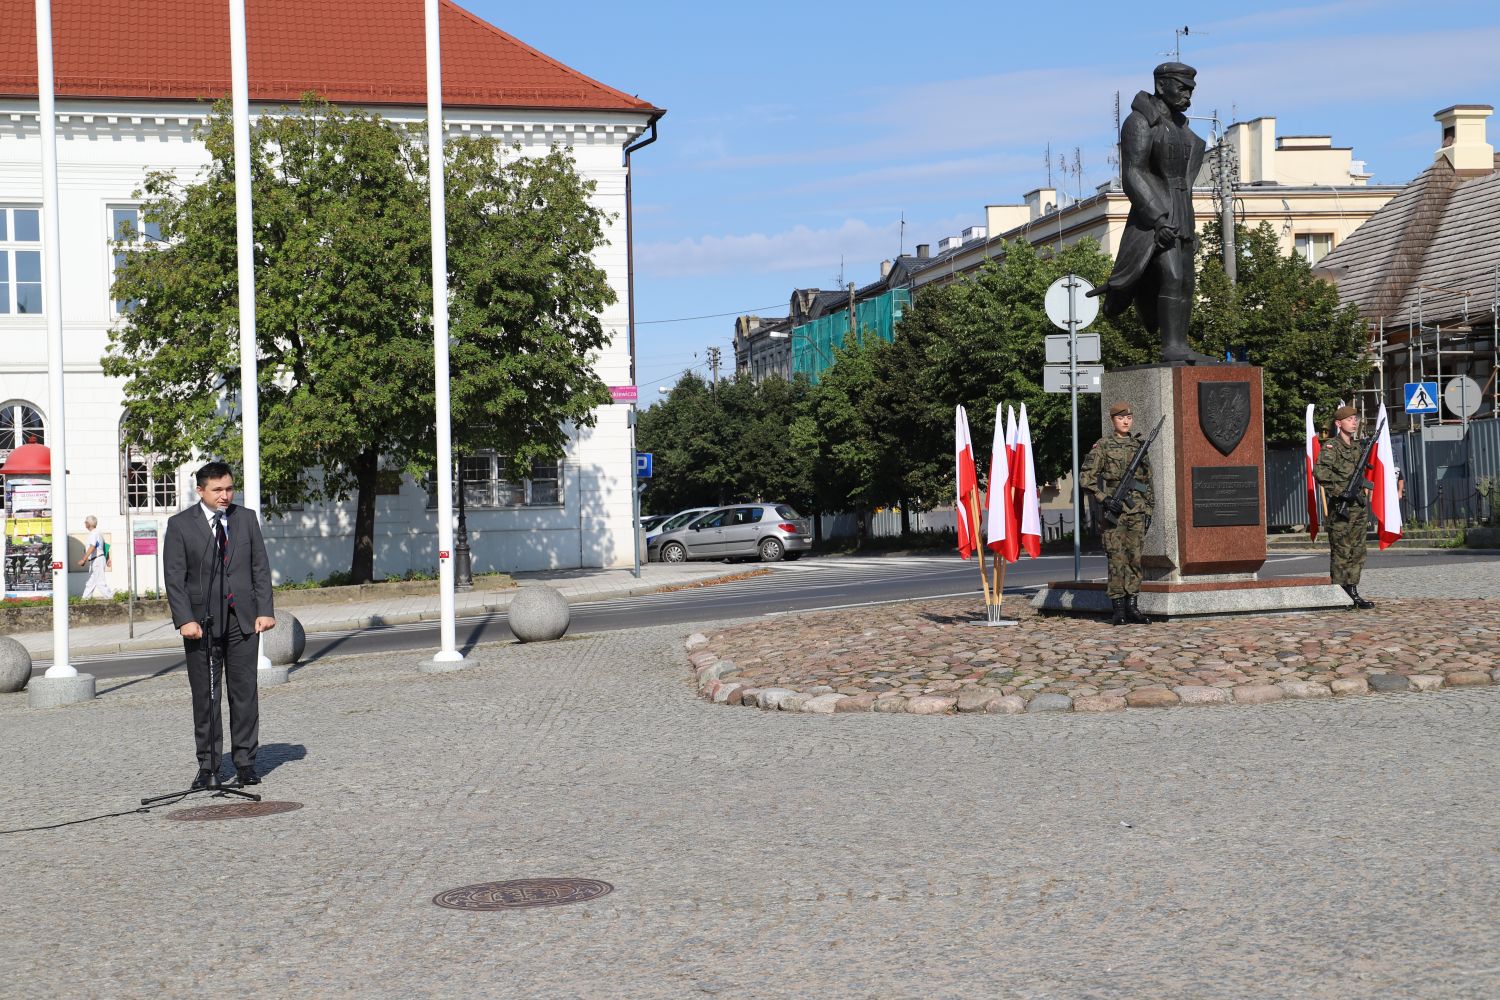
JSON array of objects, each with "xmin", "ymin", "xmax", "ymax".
[
  {"xmin": 648, "ymin": 503, "xmax": 812, "ymax": 563},
  {"xmin": 644, "ymin": 506, "xmax": 714, "ymax": 559},
  {"xmin": 640, "ymin": 513, "xmax": 671, "ymax": 533}
]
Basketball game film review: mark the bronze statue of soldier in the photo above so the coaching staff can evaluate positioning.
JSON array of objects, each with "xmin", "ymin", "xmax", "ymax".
[{"xmin": 1089, "ymin": 62, "xmax": 1216, "ymax": 365}]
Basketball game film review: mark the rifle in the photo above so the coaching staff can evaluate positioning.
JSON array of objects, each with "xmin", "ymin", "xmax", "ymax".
[
  {"xmin": 1101, "ymin": 416, "xmax": 1165, "ymax": 526},
  {"xmin": 1329, "ymin": 416, "xmax": 1385, "ymax": 522}
]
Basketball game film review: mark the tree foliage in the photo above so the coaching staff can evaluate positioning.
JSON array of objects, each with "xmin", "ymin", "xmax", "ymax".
[
  {"xmin": 1193, "ymin": 221, "xmax": 1372, "ymax": 444},
  {"xmin": 104, "ymin": 97, "xmax": 613, "ymax": 581}
]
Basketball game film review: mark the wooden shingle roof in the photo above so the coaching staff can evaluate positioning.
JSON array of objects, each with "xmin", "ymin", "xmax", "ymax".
[{"xmin": 1317, "ymin": 155, "xmax": 1500, "ymax": 326}]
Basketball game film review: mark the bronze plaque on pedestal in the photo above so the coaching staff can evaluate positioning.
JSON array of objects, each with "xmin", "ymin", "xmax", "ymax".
[{"xmin": 1191, "ymin": 466, "xmax": 1261, "ymax": 526}]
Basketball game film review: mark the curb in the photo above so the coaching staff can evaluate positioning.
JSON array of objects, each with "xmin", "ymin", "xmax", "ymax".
[
  {"xmin": 32, "ymin": 570, "xmax": 755, "ymax": 659},
  {"xmin": 683, "ymin": 636, "xmax": 1500, "ymax": 717}
]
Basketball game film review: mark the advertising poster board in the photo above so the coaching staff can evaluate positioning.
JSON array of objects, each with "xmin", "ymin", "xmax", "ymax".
[{"xmin": 3, "ymin": 476, "xmax": 52, "ymax": 599}]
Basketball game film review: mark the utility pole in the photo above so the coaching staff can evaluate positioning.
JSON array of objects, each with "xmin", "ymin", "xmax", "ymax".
[
  {"xmin": 706, "ymin": 345, "xmax": 721, "ymax": 394},
  {"xmin": 848, "ymin": 282, "xmax": 857, "ymax": 344},
  {"xmin": 1218, "ymin": 111, "xmax": 1237, "ymax": 285}
]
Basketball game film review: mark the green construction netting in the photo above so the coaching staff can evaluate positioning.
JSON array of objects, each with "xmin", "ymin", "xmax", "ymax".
[{"xmin": 791, "ymin": 288, "xmax": 911, "ymax": 383}]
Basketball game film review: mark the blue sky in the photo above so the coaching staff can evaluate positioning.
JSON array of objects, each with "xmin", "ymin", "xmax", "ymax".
[{"xmin": 467, "ymin": 0, "xmax": 1500, "ymax": 398}]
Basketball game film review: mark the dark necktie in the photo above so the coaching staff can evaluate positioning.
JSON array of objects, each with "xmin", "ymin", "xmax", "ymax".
[{"xmin": 212, "ymin": 513, "xmax": 227, "ymax": 560}]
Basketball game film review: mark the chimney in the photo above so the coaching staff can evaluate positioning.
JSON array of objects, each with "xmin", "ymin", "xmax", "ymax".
[
  {"xmin": 1435, "ymin": 105, "xmax": 1495, "ymax": 175},
  {"xmin": 915, "ymin": 243, "xmax": 930, "ymax": 260},
  {"xmin": 880, "ymin": 259, "xmax": 893, "ymax": 278}
]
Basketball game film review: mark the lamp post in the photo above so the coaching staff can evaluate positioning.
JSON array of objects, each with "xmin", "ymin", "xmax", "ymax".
[{"xmin": 453, "ymin": 459, "xmax": 473, "ymax": 590}]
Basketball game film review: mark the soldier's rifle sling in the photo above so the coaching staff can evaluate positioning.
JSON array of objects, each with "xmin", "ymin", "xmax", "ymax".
[{"xmin": 1104, "ymin": 416, "xmax": 1165, "ymax": 527}]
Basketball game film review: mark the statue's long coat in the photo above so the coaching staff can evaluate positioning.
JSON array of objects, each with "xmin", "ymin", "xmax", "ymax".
[{"xmin": 1098, "ymin": 90, "xmax": 1207, "ymax": 315}]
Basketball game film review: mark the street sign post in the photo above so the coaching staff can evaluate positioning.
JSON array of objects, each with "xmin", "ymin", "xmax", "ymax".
[
  {"xmin": 1043, "ymin": 274, "xmax": 1098, "ymax": 581},
  {"xmin": 610, "ymin": 385, "xmax": 638, "ymax": 404},
  {"xmin": 1043, "ymin": 364, "xmax": 1103, "ymax": 393},
  {"xmin": 1045, "ymin": 333, "xmax": 1099, "ymax": 364},
  {"xmin": 636, "ymin": 453, "xmax": 653, "ymax": 478}
]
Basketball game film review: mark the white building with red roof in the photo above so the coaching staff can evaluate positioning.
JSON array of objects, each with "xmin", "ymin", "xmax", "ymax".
[{"xmin": 0, "ymin": 0, "xmax": 662, "ymax": 590}]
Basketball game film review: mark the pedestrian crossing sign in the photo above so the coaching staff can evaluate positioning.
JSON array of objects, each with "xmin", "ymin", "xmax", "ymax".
[{"xmin": 1404, "ymin": 382, "xmax": 1439, "ymax": 414}]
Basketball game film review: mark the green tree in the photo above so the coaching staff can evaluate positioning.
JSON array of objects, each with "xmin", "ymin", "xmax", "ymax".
[
  {"xmin": 874, "ymin": 238, "xmax": 1149, "ymax": 512},
  {"xmin": 1193, "ymin": 221, "xmax": 1372, "ymax": 444},
  {"xmin": 105, "ymin": 97, "xmax": 613, "ymax": 582},
  {"xmin": 806, "ymin": 337, "xmax": 882, "ymax": 516}
]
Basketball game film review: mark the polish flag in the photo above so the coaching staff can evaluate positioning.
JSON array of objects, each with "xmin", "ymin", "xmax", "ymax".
[
  {"xmin": 985, "ymin": 403, "xmax": 1011, "ymax": 556},
  {"xmin": 1369, "ymin": 402, "xmax": 1403, "ymax": 549},
  {"xmin": 954, "ymin": 405, "xmax": 981, "ymax": 559},
  {"xmin": 1304, "ymin": 403, "xmax": 1320, "ymax": 541},
  {"xmin": 994, "ymin": 406, "xmax": 1020, "ymax": 562},
  {"xmin": 1014, "ymin": 403, "xmax": 1043, "ymax": 558}
]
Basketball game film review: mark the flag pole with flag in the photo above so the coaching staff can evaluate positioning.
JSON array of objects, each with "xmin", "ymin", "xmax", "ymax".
[
  {"xmin": 1304, "ymin": 403, "xmax": 1321, "ymax": 541},
  {"xmin": 1369, "ymin": 403, "xmax": 1403, "ymax": 549},
  {"xmin": 998, "ymin": 406, "xmax": 1021, "ymax": 564},
  {"xmin": 985, "ymin": 403, "xmax": 1011, "ymax": 614},
  {"xmin": 1015, "ymin": 403, "xmax": 1043, "ymax": 559},
  {"xmin": 955, "ymin": 405, "xmax": 992, "ymax": 606}
]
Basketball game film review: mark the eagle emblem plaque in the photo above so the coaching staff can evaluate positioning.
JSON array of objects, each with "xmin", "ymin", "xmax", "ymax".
[{"xmin": 1198, "ymin": 381, "xmax": 1251, "ymax": 457}]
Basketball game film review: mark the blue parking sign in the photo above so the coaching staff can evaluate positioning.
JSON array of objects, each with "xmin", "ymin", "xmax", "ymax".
[
  {"xmin": 635, "ymin": 452, "xmax": 653, "ymax": 478},
  {"xmin": 1404, "ymin": 382, "xmax": 1439, "ymax": 414}
]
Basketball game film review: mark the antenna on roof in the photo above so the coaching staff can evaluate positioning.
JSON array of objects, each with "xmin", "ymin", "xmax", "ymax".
[
  {"xmin": 1045, "ymin": 142, "xmax": 1052, "ymax": 188},
  {"xmin": 899, "ymin": 212, "xmax": 906, "ymax": 257},
  {"xmin": 1161, "ymin": 25, "xmax": 1206, "ymax": 61}
]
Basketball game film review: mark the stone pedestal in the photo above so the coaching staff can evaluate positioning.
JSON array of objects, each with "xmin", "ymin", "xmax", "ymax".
[
  {"xmin": 27, "ymin": 673, "xmax": 97, "ymax": 708},
  {"xmin": 1034, "ymin": 363, "xmax": 1351, "ymax": 619}
]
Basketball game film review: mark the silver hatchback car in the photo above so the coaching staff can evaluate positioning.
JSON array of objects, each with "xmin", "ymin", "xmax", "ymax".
[{"xmin": 649, "ymin": 503, "xmax": 813, "ymax": 563}]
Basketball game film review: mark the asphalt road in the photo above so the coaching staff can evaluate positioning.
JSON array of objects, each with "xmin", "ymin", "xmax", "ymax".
[{"xmin": 55, "ymin": 548, "xmax": 1494, "ymax": 684}]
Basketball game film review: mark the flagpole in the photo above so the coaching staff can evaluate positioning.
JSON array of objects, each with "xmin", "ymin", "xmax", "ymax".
[
  {"xmin": 421, "ymin": 0, "xmax": 463, "ymax": 669},
  {"xmin": 227, "ymin": 0, "xmax": 279, "ymax": 681},
  {"xmin": 968, "ymin": 491, "xmax": 992, "ymax": 606},
  {"xmin": 27, "ymin": 0, "xmax": 94, "ymax": 707}
]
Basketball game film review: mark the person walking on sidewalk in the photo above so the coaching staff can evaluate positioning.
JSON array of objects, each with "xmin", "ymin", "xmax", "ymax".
[
  {"xmin": 1312, "ymin": 405, "xmax": 1375, "ymax": 609},
  {"xmin": 78, "ymin": 515, "xmax": 113, "ymax": 599},
  {"xmin": 1083, "ymin": 402, "xmax": 1154, "ymax": 626},
  {"xmin": 163, "ymin": 461, "xmax": 276, "ymax": 789}
]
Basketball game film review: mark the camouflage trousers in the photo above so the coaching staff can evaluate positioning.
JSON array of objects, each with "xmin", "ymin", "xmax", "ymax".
[
  {"xmin": 1327, "ymin": 509, "xmax": 1368, "ymax": 586},
  {"xmin": 1102, "ymin": 516, "xmax": 1146, "ymax": 598}
]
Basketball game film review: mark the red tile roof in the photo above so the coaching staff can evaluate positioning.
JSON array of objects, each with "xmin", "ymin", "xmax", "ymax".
[{"xmin": 0, "ymin": 0, "xmax": 659, "ymax": 115}]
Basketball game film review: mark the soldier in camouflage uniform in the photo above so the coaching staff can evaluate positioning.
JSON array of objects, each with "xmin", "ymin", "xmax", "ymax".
[
  {"xmin": 1083, "ymin": 401, "xmax": 1154, "ymax": 625},
  {"xmin": 1311, "ymin": 405, "xmax": 1375, "ymax": 609}
]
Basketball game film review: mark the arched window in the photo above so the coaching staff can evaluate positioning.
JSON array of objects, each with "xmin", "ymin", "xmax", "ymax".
[
  {"xmin": 0, "ymin": 399, "xmax": 44, "ymax": 465},
  {"xmin": 118, "ymin": 420, "xmax": 179, "ymax": 513}
]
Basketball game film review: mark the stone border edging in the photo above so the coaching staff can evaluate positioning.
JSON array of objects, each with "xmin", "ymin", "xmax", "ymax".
[{"xmin": 682, "ymin": 634, "xmax": 1500, "ymax": 716}]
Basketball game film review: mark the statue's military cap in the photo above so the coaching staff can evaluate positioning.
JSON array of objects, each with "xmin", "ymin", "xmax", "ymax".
[{"xmin": 1153, "ymin": 62, "xmax": 1197, "ymax": 85}]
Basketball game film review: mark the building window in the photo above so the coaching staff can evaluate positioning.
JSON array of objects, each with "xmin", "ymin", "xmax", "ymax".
[
  {"xmin": 1294, "ymin": 232, "xmax": 1333, "ymax": 265},
  {"xmin": 120, "ymin": 435, "xmax": 178, "ymax": 513},
  {"xmin": 0, "ymin": 206, "xmax": 43, "ymax": 315},
  {"xmin": 427, "ymin": 454, "xmax": 564, "ymax": 508},
  {"xmin": 0, "ymin": 400, "xmax": 44, "ymax": 465},
  {"xmin": 109, "ymin": 206, "xmax": 161, "ymax": 314}
]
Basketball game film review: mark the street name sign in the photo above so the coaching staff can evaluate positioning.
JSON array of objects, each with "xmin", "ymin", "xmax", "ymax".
[{"xmin": 1044, "ymin": 364, "xmax": 1103, "ymax": 393}]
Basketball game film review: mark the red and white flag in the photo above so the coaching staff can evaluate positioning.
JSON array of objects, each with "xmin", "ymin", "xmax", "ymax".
[
  {"xmin": 985, "ymin": 403, "xmax": 1010, "ymax": 555},
  {"xmin": 1014, "ymin": 403, "xmax": 1043, "ymax": 558},
  {"xmin": 954, "ymin": 405, "xmax": 981, "ymax": 559},
  {"xmin": 993, "ymin": 406, "xmax": 1020, "ymax": 562},
  {"xmin": 1304, "ymin": 403, "xmax": 1321, "ymax": 541},
  {"xmin": 1369, "ymin": 402, "xmax": 1403, "ymax": 549}
]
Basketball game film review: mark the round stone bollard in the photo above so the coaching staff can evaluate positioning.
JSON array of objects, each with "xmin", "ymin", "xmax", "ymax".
[
  {"xmin": 508, "ymin": 586, "xmax": 570, "ymax": 643},
  {"xmin": 0, "ymin": 635, "xmax": 32, "ymax": 693},
  {"xmin": 259, "ymin": 613, "xmax": 306, "ymax": 666}
]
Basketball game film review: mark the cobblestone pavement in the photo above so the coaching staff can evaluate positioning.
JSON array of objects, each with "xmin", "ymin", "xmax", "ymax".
[
  {"xmin": 697, "ymin": 559, "xmax": 1500, "ymax": 715},
  {"xmin": 2, "ymin": 606, "xmax": 1498, "ymax": 998}
]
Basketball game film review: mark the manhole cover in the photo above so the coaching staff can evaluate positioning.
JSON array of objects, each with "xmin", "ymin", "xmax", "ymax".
[
  {"xmin": 433, "ymin": 877, "xmax": 613, "ymax": 911},
  {"xmin": 168, "ymin": 801, "xmax": 303, "ymax": 821}
]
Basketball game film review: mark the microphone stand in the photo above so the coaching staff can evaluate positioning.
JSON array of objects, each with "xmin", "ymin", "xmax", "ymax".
[{"xmin": 141, "ymin": 511, "xmax": 258, "ymax": 807}]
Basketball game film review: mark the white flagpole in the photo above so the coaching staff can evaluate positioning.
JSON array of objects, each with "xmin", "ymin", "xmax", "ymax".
[
  {"xmin": 31, "ymin": 0, "xmax": 93, "ymax": 704},
  {"xmin": 423, "ymin": 0, "xmax": 462, "ymax": 667},
  {"xmin": 228, "ymin": 0, "xmax": 275, "ymax": 676}
]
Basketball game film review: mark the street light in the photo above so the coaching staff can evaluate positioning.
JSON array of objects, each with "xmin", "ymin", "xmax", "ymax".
[{"xmin": 767, "ymin": 329, "xmax": 835, "ymax": 371}]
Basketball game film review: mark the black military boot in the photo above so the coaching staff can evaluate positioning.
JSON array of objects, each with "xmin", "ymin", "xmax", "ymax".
[
  {"xmin": 1159, "ymin": 295, "xmax": 1218, "ymax": 364},
  {"xmin": 1110, "ymin": 597, "xmax": 1127, "ymax": 626},
  {"xmin": 1343, "ymin": 584, "xmax": 1374, "ymax": 610},
  {"xmin": 1125, "ymin": 594, "xmax": 1151, "ymax": 624}
]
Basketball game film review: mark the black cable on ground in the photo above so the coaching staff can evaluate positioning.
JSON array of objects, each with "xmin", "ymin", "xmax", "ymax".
[{"xmin": 0, "ymin": 794, "xmax": 188, "ymax": 835}]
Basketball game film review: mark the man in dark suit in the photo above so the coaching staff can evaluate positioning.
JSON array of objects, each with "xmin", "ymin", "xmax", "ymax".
[{"xmin": 163, "ymin": 461, "xmax": 276, "ymax": 789}]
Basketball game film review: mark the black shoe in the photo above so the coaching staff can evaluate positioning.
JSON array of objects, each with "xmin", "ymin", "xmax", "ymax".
[
  {"xmin": 1343, "ymin": 585, "xmax": 1374, "ymax": 610},
  {"xmin": 1110, "ymin": 596, "xmax": 1127, "ymax": 626},
  {"xmin": 235, "ymin": 766, "xmax": 260, "ymax": 786},
  {"xmin": 1125, "ymin": 594, "xmax": 1152, "ymax": 625},
  {"xmin": 191, "ymin": 768, "xmax": 217, "ymax": 790}
]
